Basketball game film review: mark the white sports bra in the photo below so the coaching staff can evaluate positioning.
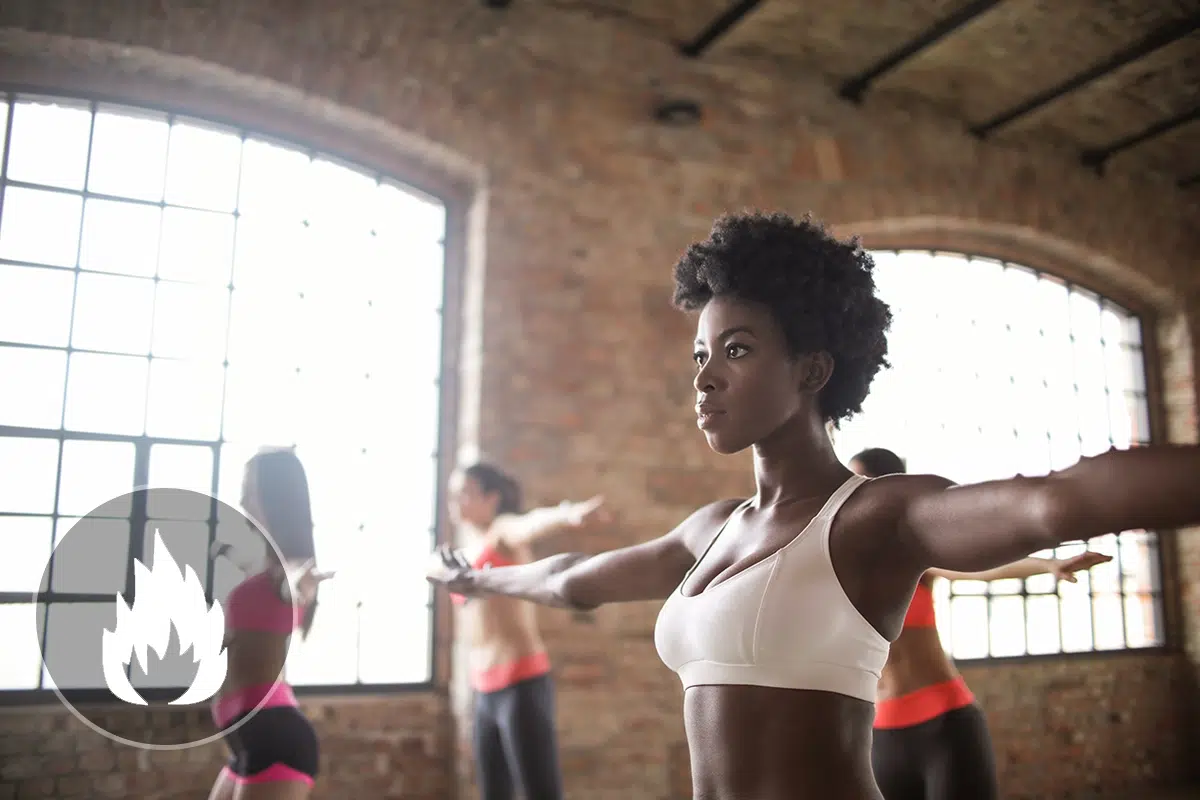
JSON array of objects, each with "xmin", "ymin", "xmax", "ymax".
[{"xmin": 654, "ymin": 474, "xmax": 890, "ymax": 703}]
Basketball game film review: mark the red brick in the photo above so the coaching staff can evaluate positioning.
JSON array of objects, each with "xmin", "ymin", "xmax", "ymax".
[{"xmin": 0, "ymin": 2, "xmax": 1195, "ymax": 799}]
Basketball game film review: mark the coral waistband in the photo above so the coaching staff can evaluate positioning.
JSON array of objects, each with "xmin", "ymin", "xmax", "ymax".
[
  {"xmin": 472, "ymin": 651, "xmax": 551, "ymax": 694},
  {"xmin": 874, "ymin": 676, "xmax": 975, "ymax": 730}
]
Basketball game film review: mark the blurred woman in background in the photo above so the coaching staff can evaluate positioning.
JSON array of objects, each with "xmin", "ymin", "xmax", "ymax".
[
  {"xmin": 849, "ymin": 447, "xmax": 1110, "ymax": 800},
  {"xmin": 209, "ymin": 447, "xmax": 333, "ymax": 800},
  {"xmin": 446, "ymin": 461, "xmax": 606, "ymax": 800}
]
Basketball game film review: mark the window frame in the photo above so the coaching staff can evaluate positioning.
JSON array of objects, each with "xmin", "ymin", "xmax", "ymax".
[
  {"xmin": 0, "ymin": 84, "xmax": 469, "ymax": 705},
  {"xmin": 846, "ymin": 246, "xmax": 1179, "ymax": 665}
]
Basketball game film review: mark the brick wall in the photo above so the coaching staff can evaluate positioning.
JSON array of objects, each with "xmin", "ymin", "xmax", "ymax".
[{"xmin": 0, "ymin": 2, "xmax": 1198, "ymax": 799}]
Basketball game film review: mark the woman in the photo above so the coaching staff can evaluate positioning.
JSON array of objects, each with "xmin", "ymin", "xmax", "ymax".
[
  {"xmin": 208, "ymin": 447, "xmax": 333, "ymax": 800},
  {"xmin": 428, "ymin": 211, "xmax": 1200, "ymax": 800},
  {"xmin": 849, "ymin": 447, "xmax": 1111, "ymax": 800},
  {"xmin": 446, "ymin": 461, "xmax": 606, "ymax": 800}
]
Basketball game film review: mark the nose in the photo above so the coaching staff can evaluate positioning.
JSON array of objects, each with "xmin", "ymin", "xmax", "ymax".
[{"xmin": 693, "ymin": 358, "xmax": 724, "ymax": 394}]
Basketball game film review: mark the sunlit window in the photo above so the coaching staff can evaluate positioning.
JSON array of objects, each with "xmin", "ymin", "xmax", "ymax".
[
  {"xmin": 832, "ymin": 251, "xmax": 1163, "ymax": 660},
  {"xmin": 0, "ymin": 92, "xmax": 446, "ymax": 695}
]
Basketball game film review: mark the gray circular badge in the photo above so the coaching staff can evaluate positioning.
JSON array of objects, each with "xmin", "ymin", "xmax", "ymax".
[{"xmin": 37, "ymin": 487, "xmax": 297, "ymax": 750}]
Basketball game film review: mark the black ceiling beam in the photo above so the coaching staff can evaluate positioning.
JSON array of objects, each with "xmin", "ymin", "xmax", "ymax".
[
  {"xmin": 1082, "ymin": 106, "xmax": 1200, "ymax": 172},
  {"xmin": 679, "ymin": 0, "xmax": 764, "ymax": 58},
  {"xmin": 839, "ymin": 0, "xmax": 1006, "ymax": 104},
  {"xmin": 1179, "ymin": 173, "xmax": 1200, "ymax": 189},
  {"xmin": 972, "ymin": 14, "xmax": 1200, "ymax": 139}
]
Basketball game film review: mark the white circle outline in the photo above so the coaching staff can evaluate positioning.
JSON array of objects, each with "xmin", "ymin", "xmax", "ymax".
[{"xmin": 35, "ymin": 485, "xmax": 302, "ymax": 751}]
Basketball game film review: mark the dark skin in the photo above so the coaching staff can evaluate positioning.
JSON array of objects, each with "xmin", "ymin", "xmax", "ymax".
[{"xmin": 429, "ymin": 295, "xmax": 1200, "ymax": 800}]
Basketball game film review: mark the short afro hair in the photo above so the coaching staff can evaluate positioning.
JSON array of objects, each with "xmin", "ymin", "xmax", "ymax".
[{"xmin": 672, "ymin": 211, "xmax": 892, "ymax": 426}]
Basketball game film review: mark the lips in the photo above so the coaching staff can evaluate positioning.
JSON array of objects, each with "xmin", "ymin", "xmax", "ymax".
[{"xmin": 695, "ymin": 402, "xmax": 725, "ymax": 429}]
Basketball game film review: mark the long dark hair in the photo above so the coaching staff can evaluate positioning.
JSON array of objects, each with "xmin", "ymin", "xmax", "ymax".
[
  {"xmin": 462, "ymin": 462, "xmax": 523, "ymax": 517},
  {"xmin": 851, "ymin": 447, "xmax": 907, "ymax": 478},
  {"xmin": 248, "ymin": 447, "xmax": 318, "ymax": 637}
]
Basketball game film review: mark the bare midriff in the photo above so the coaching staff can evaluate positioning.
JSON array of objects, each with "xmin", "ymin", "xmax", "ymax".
[
  {"xmin": 684, "ymin": 684, "xmax": 882, "ymax": 800},
  {"xmin": 460, "ymin": 592, "xmax": 548, "ymax": 684},
  {"xmin": 216, "ymin": 630, "xmax": 291, "ymax": 697},
  {"xmin": 876, "ymin": 625, "xmax": 960, "ymax": 701}
]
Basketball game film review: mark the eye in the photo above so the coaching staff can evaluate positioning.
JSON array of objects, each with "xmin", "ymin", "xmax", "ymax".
[
  {"xmin": 693, "ymin": 351, "xmax": 707, "ymax": 368},
  {"xmin": 726, "ymin": 343, "xmax": 749, "ymax": 359}
]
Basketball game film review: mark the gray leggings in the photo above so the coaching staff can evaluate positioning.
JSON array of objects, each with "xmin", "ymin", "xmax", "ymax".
[{"xmin": 473, "ymin": 673, "xmax": 563, "ymax": 800}]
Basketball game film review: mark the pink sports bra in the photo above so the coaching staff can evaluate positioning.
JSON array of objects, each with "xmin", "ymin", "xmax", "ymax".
[
  {"xmin": 451, "ymin": 542, "xmax": 516, "ymax": 606},
  {"xmin": 225, "ymin": 570, "xmax": 307, "ymax": 634}
]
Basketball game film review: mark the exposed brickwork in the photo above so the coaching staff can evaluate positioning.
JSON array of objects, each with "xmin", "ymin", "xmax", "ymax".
[{"xmin": 0, "ymin": 1, "xmax": 1197, "ymax": 799}]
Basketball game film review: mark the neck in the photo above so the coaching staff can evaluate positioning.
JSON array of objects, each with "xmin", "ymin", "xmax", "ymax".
[
  {"xmin": 458, "ymin": 520, "xmax": 493, "ymax": 542},
  {"xmin": 751, "ymin": 412, "xmax": 850, "ymax": 506}
]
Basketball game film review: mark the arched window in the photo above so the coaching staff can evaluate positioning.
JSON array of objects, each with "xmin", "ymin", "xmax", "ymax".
[
  {"xmin": 0, "ymin": 91, "xmax": 447, "ymax": 697},
  {"xmin": 833, "ymin": 250, "xmax": 1163, "ymax": 660}
]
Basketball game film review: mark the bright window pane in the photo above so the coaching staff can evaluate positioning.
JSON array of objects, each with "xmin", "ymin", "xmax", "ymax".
[
  {"xmin": 949, "ymin": 596, "xmax": 988, "ymax": 660},
  {"xmin": 57, "ymin": 439, "xmax": 136, "ymax": 518},
  {"xmin": 63, "ymin": 352, "xmax": 148, "ymax": 436},
  {"xmin": 238, "ymin": 137, "xmax": 311, "ymax": 220},
  {"xmin": 149, "ymin": 444, "xmax": 215, "ymax": 496},
  {"xmin": 50, "ymin": 516, "xmax": 130, "ymax": 595},
  {"xmin": 0, "ymin": 95, "xmax": 445, "ymax": 690},
  {"xmin": 78, "ymin": 198, "xmax": 161, "ymax": 278},
  {"xmin": 284, "ymin": 585, "xmax": 359, "ymax": 686},
  {"xmin": 144, "ymin": 360, "xmax": 224, "ymax": 440},
  {"xmin": 70, "ymin": 272, "xmax": 155, "ymax": 354},
  {"xmin": 1025, "ymin": 595, "xmax": 1061, "ymax": 655},
  {"xmin": 0, "ymin": 604, "xmax": 44, "ymax": 690},
  {"xmin": 307, "ymin": 157, "xmax": 377, "ymax": 232},
  {"xmin": 0, "ymin": 346, "xmax": 67, "ymax": 430},
  {"xmin": 0, "ymin": 186, "xmax": 84, "ymax": 267},
  {"xmin": 151, "ymin": 281, "xmax": 230, "ymax": 362},
  {"xmin": 164, "ymin": 120, "xmax": 242, "ymax": 212},
  {"xmin": 157, "ymin": 207, "xmax": 236, "ymax": 285},
  {"xmin": 147, "ymin": 444, "xmax": 216, "ymax": 524},
  {"xmin": 988, "ymin": 596, "xmax": 1025, "ymax": 657},
  {"xmin": 359, "ymin": 595, "xmax": 431, "ymax": 684},
  {"xmin": 0, "ymin": 438, "xmax": 59, "ymax": 514},
  {"xmin": 832, "ymin": 251, "xmax": 1161, "ymax": 659},
  {"xmin": 6, "ymin": 98, "xmax": 92, "ymax": 190},
  {"xmin": 0, "ymin": 516, "xmax": 53, "ymax": 593},
  {"xmin": 221, "ymin": 364, "xmax": 302, "ymax": 444},
  {"xmin": 0, "ymin": 264, "xmax": 74, "ymax": 347},
  {"xmin": 1124, "ymin": 593, "xmax": 1162, "ymax": 648},
  {"xmin": 87, "ymin": 105, "xmax": 170, "ymax": 202},
  {"xmin": 231, "ymin": 217, "xmax": 311, "ymax": 297}
]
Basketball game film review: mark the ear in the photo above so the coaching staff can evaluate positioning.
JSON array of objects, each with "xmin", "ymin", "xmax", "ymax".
[{"xmin": 798, "ymin": 351, "xmax": 834, "ymax": 394}]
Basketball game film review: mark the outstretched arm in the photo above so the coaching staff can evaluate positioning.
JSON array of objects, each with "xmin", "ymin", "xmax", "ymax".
[
  {"xmin": 491, "ymin": 496, "xmax": 607, "ymax": 548},
  {"xmin": 429, "ymin": 501, "xmax": 732, "ymax": 610},
  {"xmin": 898, "ymin": 445, "xmax": 1200, "ymax": 576},
  {"xmin": 927, "ymin": 551, "xmax": 1112, "ymax": 583}
]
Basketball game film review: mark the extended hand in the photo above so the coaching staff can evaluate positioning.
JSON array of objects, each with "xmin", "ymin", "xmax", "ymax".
[
  {"xmin": 1052, "ymin": 551, "xmax": 1113, "ymax": 582},
  {"xmin": 567, "ymin": 495, "xmax": 610, "ymax": 527},
  {"xmin": 426, "ymin": 545, "xmax": 479, "ymax": 596},
  {"xmin": 291, "ymin": 560, "xmax": 336, "ymax": 605}
]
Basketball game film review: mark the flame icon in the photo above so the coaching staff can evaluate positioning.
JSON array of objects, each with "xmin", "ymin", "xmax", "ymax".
[{"xmin": 101, "ymin": 530, "xmax": 228, "ymax": 706}]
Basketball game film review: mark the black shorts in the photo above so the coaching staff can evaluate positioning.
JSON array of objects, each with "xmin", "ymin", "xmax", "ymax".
[
  {"xmin": 473, "ymin": 673, "xmax": 563, "ymax": 800},
  {"xmin": 222, "ymin": 706, "xmax": 320, "ymax": 785},
  {"xmin": 871, "ymin": 703, "xmax": 998, "ymax": 800}
]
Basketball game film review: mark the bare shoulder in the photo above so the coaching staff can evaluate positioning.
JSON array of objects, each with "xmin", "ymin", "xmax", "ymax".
[
  {"xmin": 853, "ymin": 473, "xmax": 956, "ymax": 513},
  {"xmin": 836, "ymin": 473, "xmax": 957, "ymax": 547},
  {"xmin": 674, "ymin": 498, "xmax": 746, "ymax": 556}
]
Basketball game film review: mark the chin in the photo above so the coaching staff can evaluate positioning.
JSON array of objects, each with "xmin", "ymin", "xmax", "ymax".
[{"xmin": 702, "ymin": 430, "xmax": 750, "ymax": 456}]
